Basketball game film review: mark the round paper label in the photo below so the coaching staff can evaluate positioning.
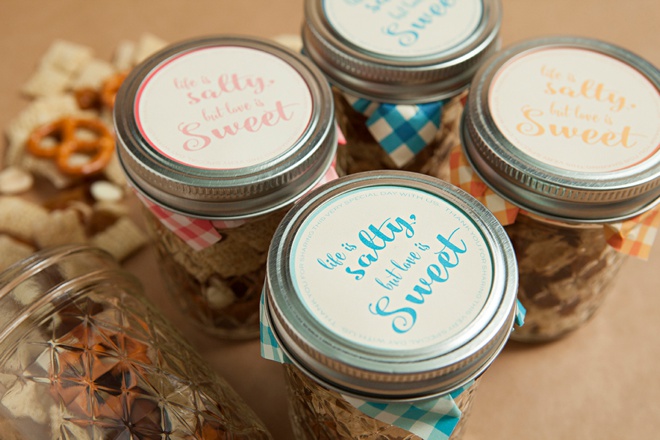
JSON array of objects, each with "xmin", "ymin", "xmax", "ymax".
[
  {"xmin": 489, "ymin": 48, "xmax": 660, "ymax": 172},
  {"xmin": 290, "ymin": 185, "xmax": 493, "ymax": 351},
  {"xmin": 135, "ymin": 47, "xmax": 313, "ymax": 170},
  {"xmin": 323, "ymin": 0, "xmax": 483, "ymax": 58}
]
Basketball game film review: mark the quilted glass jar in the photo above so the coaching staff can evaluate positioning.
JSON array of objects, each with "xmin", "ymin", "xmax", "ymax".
[
  {"xmin": 461, "ymin": 36, "xmax": 660, "ymax": 341},
  {"xmin": 114, "ymin": 36, "xmax": 337, "ymax": 339},
  {"xmin": 262, "ymin": 171, "xmax": 520, "ymax": 439},
  {"xmin": 0, "ymin": 245, "xmax": 272, "ymax": 439}
]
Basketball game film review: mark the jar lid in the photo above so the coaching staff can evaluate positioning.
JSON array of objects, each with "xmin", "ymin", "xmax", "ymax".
[
  {"xmin": 264, "ymin": 171, "xmax": 518, "ymax": 401},
  {"xmin": 114, "ymin": 36, "xmax": 336, "ymax": 220},
  {"xmin": 302, "ymin": 0, "xmax": 501, "ymax": 103},
  {"xmin": 462, "ymin": 36, "xmax": 660, "ymax": 223}
]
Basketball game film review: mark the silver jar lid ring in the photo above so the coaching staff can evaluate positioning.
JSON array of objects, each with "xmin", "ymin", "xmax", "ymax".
[
  {"xmin": 461, "ymin": 36, "xmax": 660, "ymax": 223},
  {"xmin": 302, "ymin": 0, "xmax": 502, "ymax": 103}
]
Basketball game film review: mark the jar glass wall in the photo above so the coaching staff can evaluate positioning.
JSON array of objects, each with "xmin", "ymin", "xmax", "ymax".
[
  {"xmin": 506, "ymin": 213, "xmax": 627, "ymax": 342},
  {"xmin": 143, "ymin": 205, "xmax": 286, "ymax": 339}
]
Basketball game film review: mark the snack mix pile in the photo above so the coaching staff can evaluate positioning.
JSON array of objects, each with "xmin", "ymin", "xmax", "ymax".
[{"xmin": 0, "ymin": 34, "xmax": 170, "ymax": 271}]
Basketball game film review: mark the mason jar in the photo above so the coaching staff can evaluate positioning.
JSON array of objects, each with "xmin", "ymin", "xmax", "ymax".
[
  {"xmin": 114, "ymin": 36, "xmax": 337, "ymax": 339},
  {"xmin": 261, "ymin": 171, "xmax": 521, "ymax": 439},
  {"xmin": 0, "ymin": 245, "xmax": 272, "ymax": 439},
  {"xmin": 460, "ymin": 36, "xmax": 660, "ymax": 342},
  {"xmin": 302, "ymin": 0, "xmax": 501, "ymax": 179}
]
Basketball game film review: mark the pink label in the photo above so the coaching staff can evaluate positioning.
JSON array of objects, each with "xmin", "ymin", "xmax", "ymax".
[
  {"xmin": 489, "ymin": 48, "xmax": 660, "ymax": 172},
  {"xmin": 135, "ymin": 47, "xmax": 313, "ymax": 170}
]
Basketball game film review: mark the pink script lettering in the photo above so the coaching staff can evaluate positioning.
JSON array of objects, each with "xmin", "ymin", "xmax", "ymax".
[{"xmin": 178, "ymin": 101, "xmax": 297, "ymax": 151}]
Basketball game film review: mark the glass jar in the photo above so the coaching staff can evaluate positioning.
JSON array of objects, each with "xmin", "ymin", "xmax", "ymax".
[
  {"xmin": 114, "ymin": 36, "xmax": 337, "ymax": 339},
  {"xmin": 0, "ymin": 245, "xmax": 272, "ymax": 439},
  {"xmin": 461, "ymin": 36, "xmax": 660, "ymax": 342},
  {"xmin": 262, "ymin": 171, "xmax": 521, "ymax": 439},
  {"xmin": 302, "ymin": 0, "xmax": 502, "ymax": 178}
]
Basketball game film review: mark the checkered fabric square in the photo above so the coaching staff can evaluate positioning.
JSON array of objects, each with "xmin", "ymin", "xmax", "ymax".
[
  {"xmin": 515, "ymin": 300, "xmax": 526, "ymax": 327},
  {"xmin": 314, "ymin": 163, "xmax": 339, "ymax": 189},
  {"xmin": 259, "ymin": 293, "xmax": 290, "ymax": 364},
  {"xmin": 135, "ymin": 193, "xmax": 222, "ymax": 251},
  {"xmin": 346, "ymin": 94, "xmax": 444, "ymax": 168},
  {"xmin": 604, "ymin": 207, "xmax": 660, "ymax": 260},
  {"xmin": 342, "ymin": 382, "xmax": 473, "ymax": 440},
  {"xmin": 448, "ymin": 145, "xmax": 520, "ymax": 226}
]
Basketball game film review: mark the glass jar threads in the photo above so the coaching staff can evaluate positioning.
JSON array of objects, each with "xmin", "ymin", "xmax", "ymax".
[
  {"xmin": 261, "ymin": 171, "xmax": 521, "ymax": 439},
  {"xmin": 0, "ymin": 245, "xmax": 272, "ymax": 439},
  {"xmin": 114, "ymin": 36, "xmax": 337, "ymax": 339},
  {"xmin": 302, "ymin": 0, "xmax": 502, "ymax": 178},
  {"xmin": 460, "ymin": 36, "xmax": 660, "ymax": 342}
]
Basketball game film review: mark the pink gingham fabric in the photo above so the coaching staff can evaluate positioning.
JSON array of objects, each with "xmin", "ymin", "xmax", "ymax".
[
  {"xmin": 136, "ymin": 162, "xmax": 338, "ymax": 251},
  {"xmin": 135, "ymin": 193, "xmax": 230, "ymax": 251}
]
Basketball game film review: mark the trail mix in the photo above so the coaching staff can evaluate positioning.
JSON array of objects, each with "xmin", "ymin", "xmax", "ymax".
[
  {"xmin": 144, "ymin": 207, "xmax": 287, "ymax": 338},
  {"xmin": 0, "ymin": 36, "xmax": 169, "ymax": 269}
]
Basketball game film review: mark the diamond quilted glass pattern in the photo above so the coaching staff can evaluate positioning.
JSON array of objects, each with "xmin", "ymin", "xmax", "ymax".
[{"xmin": 0, "ymin": 247, "xmax": 271, "ymax": 439}]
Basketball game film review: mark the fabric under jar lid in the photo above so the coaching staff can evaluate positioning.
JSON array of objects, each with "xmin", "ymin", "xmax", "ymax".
[
  {"xmin": 263, "ymin": 171, "xmax": 519, "ymax": 400},
  {"xmin": 461, "ymin": 36, "xmax": 660, "ymax": 223},
  {"xmin": 302, "ymin": 0, "xmax": 502, "ymax": 103},
  {"xmin": 114, "ymin": 35, "xmax": 337, "ymax": 220}
]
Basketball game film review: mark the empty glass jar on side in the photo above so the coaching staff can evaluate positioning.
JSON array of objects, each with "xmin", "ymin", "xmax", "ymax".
[{"xmin": 0, "ymin": 245, "xmax": 272, "ymax": 439}]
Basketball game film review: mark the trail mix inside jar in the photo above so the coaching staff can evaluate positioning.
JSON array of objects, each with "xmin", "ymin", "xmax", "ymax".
[{"xmin": 505, "ymin": 213, "xmax": 626, "ymax": 341}]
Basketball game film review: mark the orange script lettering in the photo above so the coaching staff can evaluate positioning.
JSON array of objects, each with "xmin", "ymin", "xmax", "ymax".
[{"xmin": 516, "ymin": 107, "xmax": 638, "ymax": 148}]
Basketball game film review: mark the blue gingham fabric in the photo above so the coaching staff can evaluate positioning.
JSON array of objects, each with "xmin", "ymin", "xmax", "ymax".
[
  {"xmin": 342, "ymin": 382, "xmax": 473, "ymax": 440},
  {"xmin": 515, "ymin": 300, "xmax": 526, "ymax": 327},
  {"xmin": 259, "ymin": 293, "xmax": 472, "ymax": 440},
  {"xmin": 345, "ymin": 93, "xmax": 446, "ymax": 167}
]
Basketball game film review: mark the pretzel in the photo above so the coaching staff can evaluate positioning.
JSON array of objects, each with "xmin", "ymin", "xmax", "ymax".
[
  {"xmin": 100, "ymin": 71, "xmax": 127, "ymax": 109},
  {"xmin": 27, "ymin": 117, "xmax": 114, "ymax": 176}
]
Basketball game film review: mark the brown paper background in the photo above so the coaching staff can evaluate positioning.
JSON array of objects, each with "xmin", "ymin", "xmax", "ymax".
[{"xmin": 1, "ymin": 1, "xmax": 659, "ymax": 439}]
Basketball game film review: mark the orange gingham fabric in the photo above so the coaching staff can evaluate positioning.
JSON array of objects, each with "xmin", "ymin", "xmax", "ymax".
[
  {"xmin": 604, "ymin": 208, "xmax": 660, "ymax": 260},
  {"xmin": 449, "ymin": 145, "xmax": 660, "ymax": 260},
  {"xmin": 449, "ymin": 145, "xmax": 520, "ymax": 226}
]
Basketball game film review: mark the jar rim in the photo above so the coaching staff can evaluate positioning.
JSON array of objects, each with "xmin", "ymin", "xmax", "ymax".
[
  {"xmin": 302, "ymin": 0, "xmax": 502, "ymax": 103},
  {"xmin": 0, "ymin": 245, "xmax": 141, "ymax": 345}
]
